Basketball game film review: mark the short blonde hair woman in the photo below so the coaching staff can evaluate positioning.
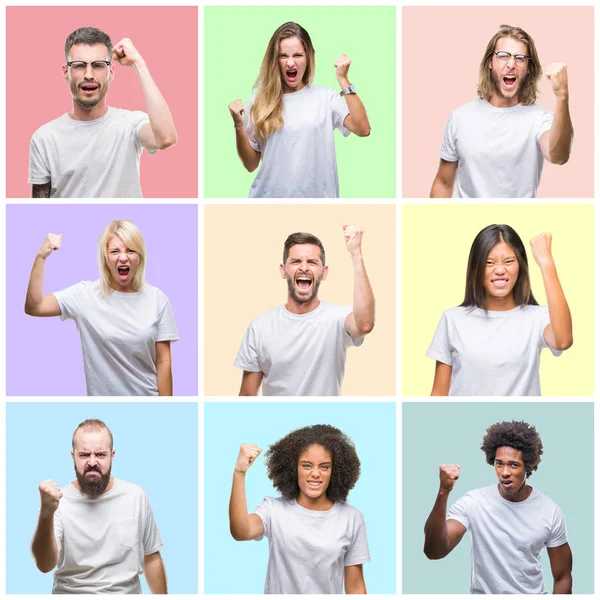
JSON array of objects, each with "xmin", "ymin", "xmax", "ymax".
[
  {"xmin": 228, "ymin": 22, "xmax": 371, "ymax": 198},
  {"xmin": 25, "ymin": 220, "xmax": 179, "ymax": 396}
]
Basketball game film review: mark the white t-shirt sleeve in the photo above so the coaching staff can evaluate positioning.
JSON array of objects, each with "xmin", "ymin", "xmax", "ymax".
[
  {"xmin": 156, "ymin": 293, "xmax": 179, "ymax": 342},
  {"xmin": 546, "ymin": 505, "xmax": 568, "ymax": 548},
  {"xmin": 53, "ymin": 507, "xmax": 64, "ymax": 554},
  {"xmin": 538, "ymin": 305, "xmax": 563, "ymax": 357},
  {"xmin": 142, "ymin": 494, "xmax": 163, "ymax": 555},
  {"xmin": 341, "ymin": 305, "xmax": 365, "ymax": 348},
  {"xmin": 244, "ymin": 97, "xmax": 263, "ymax": 153},
  {"xmin": 28, "ymin": 134, "xmax": 51, "ymax": 184},
  {"xmin": 447, "ymin": 493, "xmax": 472, "ymax": 530},
  {"xmin": 344, "ymin": 516, "xmax": 371, "ymax": 566},
  {"xmin": 440, "ymin": 112, "xmax": 459, "ymax": 162},
  {"xmin": 53, "ymin": 281, "xmax": 88, "ymax": 321},
  {"xmin": 234, "ymin": 322, "xmax": 262, "ymax": 372},
  {"xmin": 536, "ymin": 110, "xmax": 554, "ymax": 143},
  {"xmin": 251, "ymin": 497, "xmax": 272, "ymax": 541},
  {"xmin": 426, "ymin": 311, "xmax": 453, "ymax": 365},
  {"xmin": 330, "ymin": 89, "xmax": 351, "ymax": 137},
  {"xmin": 131, "ymin": 110, "xmax": 157, "ymax": 155}
]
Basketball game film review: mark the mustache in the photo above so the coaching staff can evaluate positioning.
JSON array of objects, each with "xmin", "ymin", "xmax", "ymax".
[{"xmin": 84, "ymin": 465, "xmax": 102, "ymax": 474}]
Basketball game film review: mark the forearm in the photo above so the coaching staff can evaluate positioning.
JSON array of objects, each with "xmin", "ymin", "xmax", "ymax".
[
  {"xmin": 548, "ymin": 95, "xmax": 573, "ymax": 165},
  {"xmin": 339, "ymin": 77, "xmax": 370, "ymax": 136},
  {"xmin": 157, "ymin": 359, "xmax": 173, "ymax": 396},
  {"xmin": 31, "ymin": 513, "xmax": 58, "ymax": 573},
  {"xmin": 540, "ymin": 261, "xmax": 573, "ymax": 349},
  {"xmin": 25, "ymin": 255, "xmax": 47, "ymax": 314},
  {"xmin": 424, "ymin": 491, "xmax": 451, "ymax": 559},
  {"xmin": 350, "ymin": 252, "xmax": 375, "ymax": 335},
  {"xmin": 234, "ymin": 125, "xmax": 260, "ymax": 172},
  {"xmin": 133, "ymin": 60, "xmax": 177, "ymax": 149},
  {"xmin": 229, "ymin": 471, "xmax": 252, "ymax": 540},
  {"xmin": 144, "ymin": 554, "xmax": 168, "ymax": 594},
  {"xmin": 553, "ymin": 573, "xmax": 572, "ymax": 594}
]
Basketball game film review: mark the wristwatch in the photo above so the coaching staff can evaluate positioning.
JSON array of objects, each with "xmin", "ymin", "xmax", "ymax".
[{"xmin": 340, "ymin": 84, "xmax": 357, "ymax": 96}]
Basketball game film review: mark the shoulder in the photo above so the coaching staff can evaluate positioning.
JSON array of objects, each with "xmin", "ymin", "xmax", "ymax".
[
  {"xmin": 249, "ymin": 305, "xmax": 284, "ymax": 327},
  {"xmin": 520, "ymin": 304, "xmax": 549, "ymax": 319},
  {"xmin": 442, "ymin": 306, "xmax": 472, "ymax": 321},
  {"xmin": 529, "ymin": 487, "xmax": 561, "ymax": 510},
  {"xmin": 31, "ymin": 114, "xmax": 70, "ymax": 139},
  {"xmin": 141, "ymin": 282, "xmax": 169, "ymax": 301},
  {"xmin": 449, "ymin": 98, "xmax": 484, "ymax": 118},
  {"xmin": 109, "ymin": 107, "xmax": 149, "ymax": 127},
  {"xmin": 115, "ymin": 478, "xmax": 148, "ymax": 498},
  {"xmin": 335, "ymin": 501, "xmax": 366, "ymax": 521},
  {"xmin": 257, "ymin": 495, "xmax": 290, "ymax": 512}
]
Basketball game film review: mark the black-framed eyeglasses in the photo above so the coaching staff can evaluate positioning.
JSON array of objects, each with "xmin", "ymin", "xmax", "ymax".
[
  {"xmin": 67, "ymin": 61, "xmax": 111, "ymax": 72},
  {"xmin": 492, "ymin": 51, "xmax": 530, "ymax": 65}
]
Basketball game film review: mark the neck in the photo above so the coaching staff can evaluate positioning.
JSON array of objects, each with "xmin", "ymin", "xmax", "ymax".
[
  {"xmin": 483, "ymin": 294, "xmax": 517, "ymax": 311},
  {"xmin": 498, "ymin": 481, "xmax": 530, "ymax": 503},
  {"xmin": 70, "ymin": 100, "xmax": 109, "ymax": 121},
  {"xmin": 488, "ymin": 93, "xmax": 520, "ymax": 109},
  {"xmin": 282, "ymin": 81, "xmax": 306, "ymax": 95},
  {"xmin": 297, "ymin": 492, "xmax": 334, "ymax": 511},
  {"xmin": 285, "ymin": 296, "xmax": 320, "ymax": 314}
]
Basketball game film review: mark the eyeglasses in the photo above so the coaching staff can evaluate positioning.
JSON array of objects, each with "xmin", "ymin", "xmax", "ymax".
[
  {"xmin": 67, "ymin": 61, "xmax": 111, "ymax": 73},
  {"xmin": 493, "ymin": 51, "xmax": 530, "ymax": 65}
]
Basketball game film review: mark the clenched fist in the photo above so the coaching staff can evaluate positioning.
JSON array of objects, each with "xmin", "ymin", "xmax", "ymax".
[
  {"xmin": 334, "ymin": 53, "xmax": 351, "ymax": 83},
  {"xmin": 545, "ymin": 63, "xmax": 568, "ymax": 99},
  {"xmin": 39, "ymin": 479, "xmax": 63, "ymax": 515},
  {"xmin": 235, "ymin": 444, "xmax": 262, "ymax": 474},
  {"xmin": 529, "ymin": 232, "xmax": 554, "ymax": 269},
  {"xmin": 439, "ymin": 464, "xmax": 460, "ymax": 492},
  {"xmin": 112, "ymin": 38, "xmax": 144, "ymax": 67},
  {"xmin": 228, "ymin": 99, "xmax": 245, "ymax": 128},
  {"xmin": 38, "ymin": 233, "xmax": 63, "ymax": 260},
  {"xmin": 343, "ymin": 224, "xmax": 364, "ymax": 256}
]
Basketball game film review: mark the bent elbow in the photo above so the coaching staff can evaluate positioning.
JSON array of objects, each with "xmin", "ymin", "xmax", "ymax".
[
  {"xmin": 358, "ymin": 126, "xmax": 371, "ymax": 137},
  {"xmin": 549, "ymin": 152, "xmax": 570, "ymax": 166},
  {"xmin": 554, "ymin": 337, "xmax": 574, "ymax": 351},
  {"xmin": 359, "ymin": 320, "xmax": 375, "ymax": 335},
  {"xmin": 25, "ymin": 303, "xmax": 38, "ymax": 317},
  {"xmin": 423, "ymin": 547, "xmax": 446, "ymax": 561},
  {"xmin": 156, "ymin": 135, "xmax": 177, "ymax": 151}
]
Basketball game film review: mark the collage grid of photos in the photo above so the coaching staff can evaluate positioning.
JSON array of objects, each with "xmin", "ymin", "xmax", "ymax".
[{"xmin": 0, "ymin": 1, "xmax": 597, "ymax": 598}]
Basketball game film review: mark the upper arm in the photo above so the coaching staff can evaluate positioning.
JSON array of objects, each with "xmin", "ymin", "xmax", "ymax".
[
  {"xmin": 26, "ymin": 294, "xmax": 62, "ymax": 318},
  {"xmin": 239, "ymin": 370, "xmax": 263, "ymax": 396},
  {"xmin": 344, "ymin": 312, "xmax": 373, "ymax": 340},
  {"xmin": 31, "ymin": 183, "xmax": 51, "ymax": 198},
  {"xmin": 343, "ymin": 114, "xmax": 370, "ymax": 137},
  {"xmin": 433, "ymin": 159, "xmax": 458, "ymax": 189},
  {"xmin": 344, "ymin": 564, "xmax": 366, "ymax": 594},
  {"xmin": 138, "ymin": 122, "xmax": 159, "ymax": 152},
  {"xmin": 156, "ymin": 340, "xmax": 172, "ymax": 365},
  {"xmin": 539, "ymin": 130, "xmax": 551, "ymax": 162},
  {"xmin": 246, "ymin": 513, "xmax": 265, "ymax": 540},
  {"xmin": 548, "ymin": 542, "xmax": 573, "ymax": 581},
  {"xmin": 446, "ymin": 519, "xmax": 467, "ymax": 555},
  {"xmin": 431, "ymin": 361, "xmax": 452, "ymax": 396}
]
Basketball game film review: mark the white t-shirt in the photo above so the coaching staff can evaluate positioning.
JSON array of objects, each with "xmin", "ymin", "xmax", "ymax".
[
  {"xmin": 29, "ymin": 107, "xmax": 156, "ymax": 198},
  {"xmin": 53, "ymin": 478, "xmax": 163, "ymax": 594},
  {"xmin": 252, "ymin": 496, "xmax": 370, "ymax": 594},
  {"xmin": 234, "ymin": 301, "xmax": 363, "ymax": 396},
  {"xmin": 447, "ymin": 484, "xmax": 568, "ymax": 594},
  {"xmin": 427, "ymin": 305, "xmax": 561, "ymax": 396},
  {"xmin": 440, "ymin": 98, "xmax": 553, "ymax": 198},
  {"xmin": 245, "ymin": 85, "xmax": 351, "ymax": 198},
  {"xmin": 53, "ymin": 280, "xmax": 179, "ymax": 396}
]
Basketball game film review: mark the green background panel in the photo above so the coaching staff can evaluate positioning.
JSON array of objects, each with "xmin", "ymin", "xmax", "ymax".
[{"xmin": 204, "ymin": 6, "xmax": 396, "ymax": 198}]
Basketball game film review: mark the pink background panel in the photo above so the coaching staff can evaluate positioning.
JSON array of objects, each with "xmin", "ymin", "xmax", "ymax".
[
  {"xmin": 402, "ymin": 7, "xmax": 594, "ymax": 198},
  {"xmin": 6, "ymin": 6, "xmax": 198, "ymax": 198}
]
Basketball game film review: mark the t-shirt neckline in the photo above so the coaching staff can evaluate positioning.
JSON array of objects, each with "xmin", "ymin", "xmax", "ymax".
[
  {"xmin": 283, "ymin": 300, "xmax": 326, "ymax": 319},
  {"xmin": 494, "ymin": 483, "xmax": 538, "ymax": 506},
  {"xmin": 293, "ymin": 497, "xmax": 338, "ymax": 517}
]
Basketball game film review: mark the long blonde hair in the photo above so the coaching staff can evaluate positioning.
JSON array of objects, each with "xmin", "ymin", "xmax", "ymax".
[
  {"xmin": 97, "ymin": 220, "xmax": 146, "ymax": 296},
  {"xmin": 477, "ymin": 24, "xmax": 542, "ymax": 106},
  {"xmin": 250, "ymin": 22, "xmax": 315, "ymax": 141}
]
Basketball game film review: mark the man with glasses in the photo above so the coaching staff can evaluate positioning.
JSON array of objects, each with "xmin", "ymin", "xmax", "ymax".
[
  {"xmin": 431, "ymin": 24, "xmax": 573, "ymax": 198},
  {"xmin": 28, "ymin": 27, "xmax": 177, "ymax": 198}
]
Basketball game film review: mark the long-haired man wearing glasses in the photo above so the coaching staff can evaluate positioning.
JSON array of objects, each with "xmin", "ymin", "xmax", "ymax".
[
  {"xmin": 28, "ymin": 27, "xmax": 177, "ymax": 198},
  {"xmin": 431, "ymin": 24, "xmax": 573, "ymax": 198}
]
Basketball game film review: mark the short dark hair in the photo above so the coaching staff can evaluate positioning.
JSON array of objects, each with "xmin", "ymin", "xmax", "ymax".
[
  {"xmin": 481, "ymin": 420, "xmax": 543, "ymax": 478},
  {"xmin": 460, "ymin": 224, "xmax": 538, "ymax": 311},
  {"xmin": 283, "ymin": 232, "xmax": 326, "ymax": 265},
  {"xmin": 72, "ymin": 418, "xmax": 114, "ymax": 451},
  {"xmin": 65, "ymin": 27, "xmax": 112, "ymax": 60},
  {"xmin": 265, "ymin": 424, "xmax": 360, "ymax": 502}
]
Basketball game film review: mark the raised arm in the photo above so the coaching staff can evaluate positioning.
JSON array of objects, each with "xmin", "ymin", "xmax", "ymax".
[
  {"xmin": 335, "ymin": 55, "xmax": 370, "ymax": 137},
  {"xmin": 112, "ymin": 38, "xmax": 177, "ymax": 151},
  {"xmin": 25, "ymin": 234, "xmax": 63, "ymax": 317},
  {"xmin": 31, "ymin": 479, "xmax": 63, "ymax": 573},
  {"xmin": 343, "ymin": 225, "xmax": 375, "ymax": 339},
  {"xmin": 144, "ymin": 551, "xmax": 168, "ymax": 594},
  {"xmin": 156, "ymin": 341, "xmax": 173, "ymax": 396},
  {"xmin": 529, "ymin": 233, "xmax": 573, "ymax": 351},
  {"xmin": 548, "ymin": 542, "xmax": 573, "ymax": 594},
  {"xmin": 539, "ymin": 63, "xmax": 573, "ymax": 165},
  {"xmin": 228, "ymin": 99, "xmax": 261, "ymax": 172},
  {"xmin": 424, "ymin": 465, "xmax": 467, "ymax": 560},
  {"xmin": 430, "ymin": 159, "xmax": 457, "ymax": 198},
  {"xmin": 229, "ymin": 444, "xmax": 265, "ymax": 541}
]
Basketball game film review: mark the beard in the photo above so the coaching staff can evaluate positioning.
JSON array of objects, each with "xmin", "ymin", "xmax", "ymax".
[
  {"xmin": 286, "ymin": 273, "xmax": 323, "ymax": 304},
  {"xmin": 491, "ymin": 69, "xmax": 521, "ymax": 101},
  {"xmin": 70, "ymin": 80, "xmax": 109, "ymax": 109},
  {"xmin": 75, "ymin": 464, "xmax": 112, "ymax": 499}
]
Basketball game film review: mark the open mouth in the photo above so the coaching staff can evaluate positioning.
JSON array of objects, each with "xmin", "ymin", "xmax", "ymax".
[
  {"xmin": 503, "ymin": 75, "xmax": 516, "ymax": 88},
  {"xmin": 491, "ymin": 278, "xmax": 509, "ymax": 288},
  {"xmin": 117, "ymin": 266, "xmax": 130, "ymax": 280},
  {"xmin": 286, "ymin": 69, "xmax": 298, "ymax": 82},
  {"xmin": 307, "ymin": 481, "xmax": 322, "ymax": 489},
  {"xmin": 295, "ymin": 275, "xmax": 313, "ymax": 293},
  {"xmin": 501, "ymin": 480, "xmax": 513, "ymax": 487},
  {"xmin": 80, "ymin": 83, "xmax": 99, "ymax": 93}
]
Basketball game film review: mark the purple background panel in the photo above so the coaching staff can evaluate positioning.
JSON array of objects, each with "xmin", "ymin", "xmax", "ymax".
[{"xmin": 7, "ymin": 204, "xmax": 198, "ymax": 396}]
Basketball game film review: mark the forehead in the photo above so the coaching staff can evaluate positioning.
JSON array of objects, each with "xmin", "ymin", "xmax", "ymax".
[
  {"xmin": 287, "ymin": 243, "xmax": 322, "ymax": 262},
  {"xmin": 107, "ymin": 234, "xmax": 125, "ymax": 249},
  {"xmin": 494, "ymin": 36, "xmax": 528, "ymax": 56},
  {"xmin": 487, "ymin": 241, "xmax": 516, "ymax": 259},
  {"xmin": 279, "ymin": 36, "xmax": 304, "ymax": 54},
  {"xmin": 73, "ymin": 427, "xmax": 111, "ymax": 452},
  {"xmin": 495, "ymin": 446, "xmax": 523, "ymax": 462},
  {"xmin": 299, "ymin": 444, "xmax": 332, "ymax": 462},
  {"xmin": 68, "ymin": 43, "xmax": 111, "ymax": 62}
]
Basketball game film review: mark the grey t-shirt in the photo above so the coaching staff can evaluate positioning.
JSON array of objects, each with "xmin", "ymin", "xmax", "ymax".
[
  {"xmin": 29, "ymin": 107, "xmax": 156, "ymax": 198},
  {"xmin": 427, "ymin": 305, "xmax": 561, "ymax": 396},
  {"xmin": 234, "ymin": 301, "xmax": 363, "ymax": 396},
  {"xmin": 53, "ymin": 478, "xmax": 163, "ymax": 594},
  {"xmin": 253, "ymin": 497, "xmax": 370, "ymax": 594}
]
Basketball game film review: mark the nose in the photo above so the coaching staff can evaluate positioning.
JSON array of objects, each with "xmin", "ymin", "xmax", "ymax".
[
  {"xmin": 286, "ymin": 57, "xmax": 295, "ymax": 67},
  {"xmin": 83, "ymin": 63, "xmax": 95, "ymax": 78},
  {"xmin": 118, "ymin": 252, "xmax": 128, "ymax": 263},
  {"xmin": 501, "ymin": 465, "xmax": 510, "ymax": 477},
  {"xmin": 88, "ymin": 454, "xmax": 98, "ymax": 467}
]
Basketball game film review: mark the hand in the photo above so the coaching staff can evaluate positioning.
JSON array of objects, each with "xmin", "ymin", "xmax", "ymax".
[
  {"xmin": 343, "ymin": 224, "xmax": 364, "ymax": 256},
  {"xmin": 228, "ymin": 99, "xmax": 245, "ymax": 128},
  {"xmin": 439, "ymin": 464, "xmax": 460, "ymax": 492},
  {"xmin": 235, "ymin": 444, "xmax": 262, "ymax": 473},
  {"xmin": 112, "ymin": 38, "xmax": 144, "ymax": 67},
  {"xmin": 530, "ymin": 233, "xmax": 555, "ymax": 269},
  {"xmin": 545, "ymin": 63, "xmax": 568, "ymax": 99},
  {"xmin": 334, "ymin": 53, "xmax": 351, "ymax": 85},
  {"xmin": 39, "ymin": 479, "xmax": 63, "ymax": 515},
  {"xmin": 38, "ymin": 233, "xmax": 63, "ymax": 260}
]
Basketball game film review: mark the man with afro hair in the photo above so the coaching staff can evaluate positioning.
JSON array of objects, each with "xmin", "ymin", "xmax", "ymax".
[{"xmin": 424, "ymin": 420, "xmax": 572, "ymax": 593}]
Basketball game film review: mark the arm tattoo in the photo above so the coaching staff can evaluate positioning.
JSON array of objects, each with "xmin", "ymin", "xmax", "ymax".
[{"xmin": 31, "ymin": 182, "xmax": 51, "ymax": 198}]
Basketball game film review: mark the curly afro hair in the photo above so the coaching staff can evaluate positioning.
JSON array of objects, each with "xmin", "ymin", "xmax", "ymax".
[
  {"xmin": 481, "ymin": 420, "xmax": 543, "ymax": 478},
  {"xmin": 264, "ymin": 424, "xmax": 360, "ymax": 502}
]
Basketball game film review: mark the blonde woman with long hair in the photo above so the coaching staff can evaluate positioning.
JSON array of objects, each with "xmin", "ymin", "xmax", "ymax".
[
  {"xmin": 25, "ymin": 220, "xmax": 179, "ymax": 396},
  {"xmin": 228, "ymin": 22, "xmax": 371, "ymax": 198}
]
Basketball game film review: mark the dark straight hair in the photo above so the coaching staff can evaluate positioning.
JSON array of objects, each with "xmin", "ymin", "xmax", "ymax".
[{"xmin": 460, "ymin": 224, "xmax": 538, "ymax": 310}]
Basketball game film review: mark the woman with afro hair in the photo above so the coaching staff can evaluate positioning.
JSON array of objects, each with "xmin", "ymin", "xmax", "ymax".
[{"xmin": 229, "ymin": 424, "xmax": 370, "ymax": 594}]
